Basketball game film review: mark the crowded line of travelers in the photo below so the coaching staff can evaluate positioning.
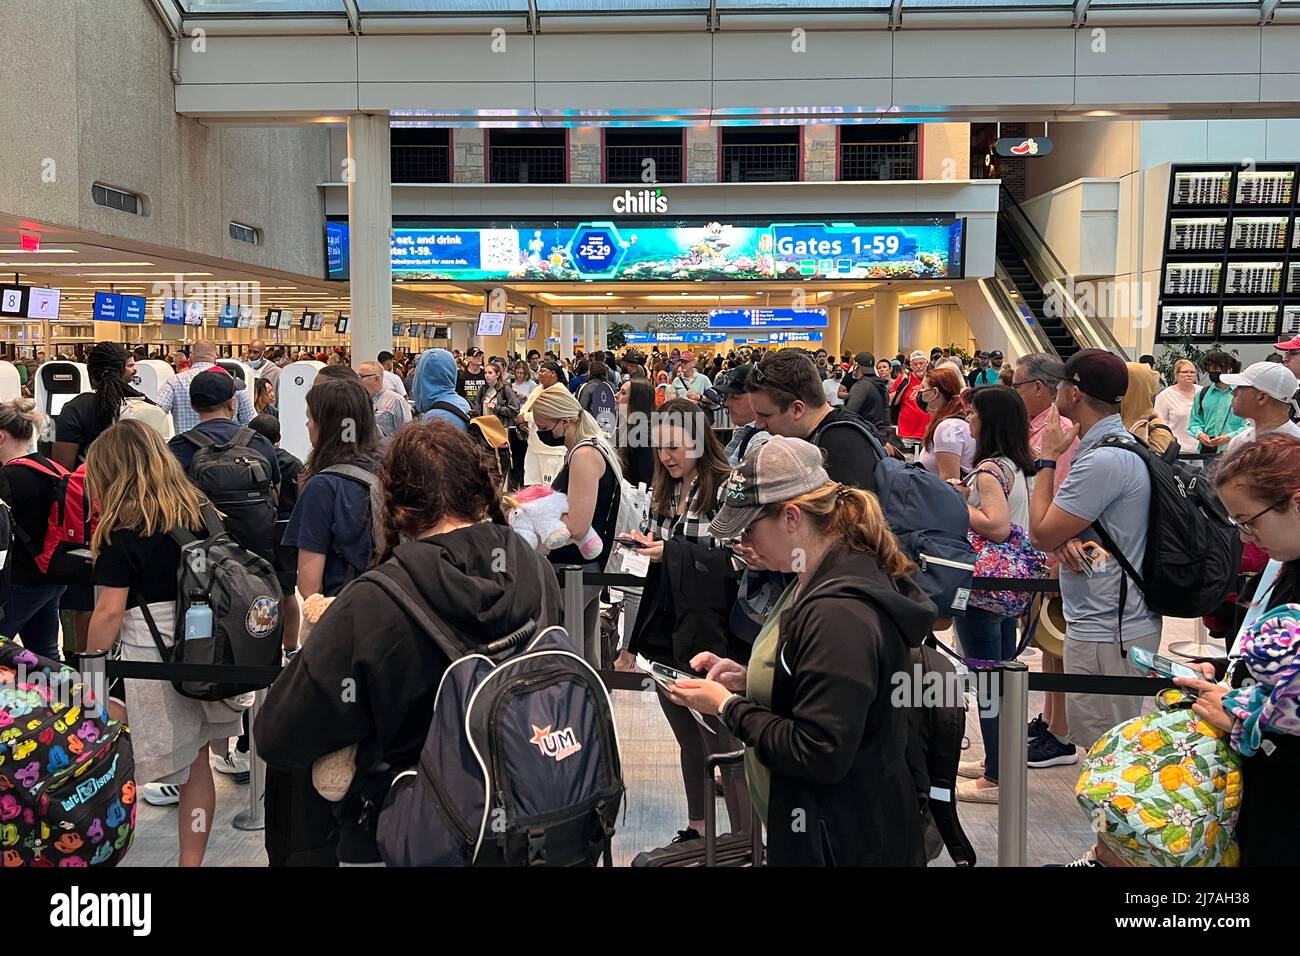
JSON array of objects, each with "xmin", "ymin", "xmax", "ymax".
[{"xmin": 2, "ymin": 331, "xmax": 1299, "ymax": 868}]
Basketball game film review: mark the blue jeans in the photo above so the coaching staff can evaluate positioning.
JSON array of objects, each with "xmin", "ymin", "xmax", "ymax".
[
  {"xmin": 954, "ymin": 606, "xmax": 1018, "ymax": 783},
  {"xmin": 2, "ymin": 583, "xmax": 68, "ymax": 663}
]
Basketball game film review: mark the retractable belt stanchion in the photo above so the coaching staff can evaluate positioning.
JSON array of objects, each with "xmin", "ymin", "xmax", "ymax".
[
  {"xmin": 77, "ymin": 650, "xmax": 109, "ymax": 721},
  {"xmin": 560, "ymin": 566, "xmax": 593, "ymax": 666},
  {"xmin": 997, "ymin": 662, "xmax": 1030, "ymax": 868},
  {"xmin": 232, "ymin": 689, "xmax": 267, "ymax": 832}
]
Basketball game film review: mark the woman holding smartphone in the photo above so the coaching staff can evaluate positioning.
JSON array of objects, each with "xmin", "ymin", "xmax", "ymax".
[
  {"xmin": 664, "ymin": 435, "xmax": 935, "ymax": 866},
  {"xmin": 621, "ymin": 399, "xmax": 748, "ymax": 848},
  {"xmin": 1175, "ymin": 435, "xmax": 1300, "ymax": 867}
]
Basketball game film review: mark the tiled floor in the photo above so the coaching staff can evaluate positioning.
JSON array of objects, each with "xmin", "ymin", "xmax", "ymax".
[{"xmin": 121, "ymin": 617, "xmax": 1206, "ymax": 867}]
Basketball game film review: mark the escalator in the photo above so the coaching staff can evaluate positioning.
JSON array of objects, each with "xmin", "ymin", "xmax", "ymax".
[
  {"xmin": 995, "ymin": 228, "xmax": 1080, "ymax": 361},
  {"xmin": 993, "ymin": 185, "xmax": 1130, "ymax": 361}
]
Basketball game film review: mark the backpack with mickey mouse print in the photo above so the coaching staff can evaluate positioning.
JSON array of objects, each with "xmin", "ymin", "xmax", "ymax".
[{"xmin": 0, "ymin": 639, "xmax": 135, "ymax": 867}]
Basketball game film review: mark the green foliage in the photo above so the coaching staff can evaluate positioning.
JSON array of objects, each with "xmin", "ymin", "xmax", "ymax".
[
  {"xmin": 605, "ymin": 321, "xmax": 634, "ymax": 350},
  {"xmin": 946, "ymin": 342, "xmax": 973, "ymax": 364},
  {"xmin": 1155, "ymin": 337, "xmax": 1239, "ymax": 383}
]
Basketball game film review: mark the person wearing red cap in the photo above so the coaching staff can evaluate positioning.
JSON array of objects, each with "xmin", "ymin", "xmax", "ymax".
[
  {"xmin": 1029, "ymin": 349, "xmax": 1164, "ymax": 757},
  {"xmin": 1275, "ymin": 335, "xmax": 1300, "ymax": 413}
]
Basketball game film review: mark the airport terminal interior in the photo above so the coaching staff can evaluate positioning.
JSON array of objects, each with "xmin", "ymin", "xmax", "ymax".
[{"xmin": 3, "ymin": 0, "xmax": 1300, "ymax": 879}]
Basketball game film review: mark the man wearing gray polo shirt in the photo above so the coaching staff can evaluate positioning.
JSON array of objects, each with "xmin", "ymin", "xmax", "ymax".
[{"xmin": 1030, "ymin": 350, "xmax": 1163, "ymax": 756}]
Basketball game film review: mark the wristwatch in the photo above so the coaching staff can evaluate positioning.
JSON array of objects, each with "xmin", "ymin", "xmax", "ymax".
[{"xmin": 1036, "ymin": 458, "xmax": 1058, "ymax": 470}]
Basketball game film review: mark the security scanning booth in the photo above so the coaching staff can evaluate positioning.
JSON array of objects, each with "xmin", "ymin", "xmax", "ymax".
[
  {"xmin": 278, "ymin": 360, "xmax": 324, "ymax": 463},
  {"xmin": 131, "ymin": 358, "xmax": 175, "ymax": 404},
  {"xmin": 35, "ymin": 361, "xmax": 90, "ymax": 421},
  {"xmin": 216, "ymin": 359, "xmax": 256, "ymax": 388},
  {"xmin": 0, "ymin": 361, "xmax": 22, "ymax": 403}
]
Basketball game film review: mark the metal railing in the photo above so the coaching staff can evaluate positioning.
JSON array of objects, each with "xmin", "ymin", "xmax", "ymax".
[
  {"xmin": 984, "ymin": 266, "xmax": 1059, "ymax": 358},
  {"xmin": 605, "ymin": 145, "xmax": 683, "ymax": 183},
  {"xmin": 998, "ymin": 185, "xmax": 1131, "ymax": 357}
]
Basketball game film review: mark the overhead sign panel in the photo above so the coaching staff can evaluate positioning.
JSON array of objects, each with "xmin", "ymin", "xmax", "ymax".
[
  {"xmin": 708, "ymin": 308, "xmax": 829, "ymax": 329},
  {"xmin": 326, "ymin": 218, "xmax": 963, "ymax": 283}
]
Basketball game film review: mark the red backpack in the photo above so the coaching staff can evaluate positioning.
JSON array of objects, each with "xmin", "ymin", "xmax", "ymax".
[{"xmin": 11, "ymin": 456, "xmax": 96, "ymax": 579}]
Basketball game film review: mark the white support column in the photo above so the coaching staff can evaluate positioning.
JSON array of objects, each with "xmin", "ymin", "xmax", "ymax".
[
  {"xmin": 346, "ymin": 113, "xmax": 393, "ymax": 368},
  {"xmin": 595, "ymin": 314, "xmax": 606, "ymax": 353},
  {"xmin": 582, "ymin": 314, "xmax": 596, "ymax": 355},
  {"xmin": 560, "ymin": 314, "xmax": 575, "ymax": 360}
]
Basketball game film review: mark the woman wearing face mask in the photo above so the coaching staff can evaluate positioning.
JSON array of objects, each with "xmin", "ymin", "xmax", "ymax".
[
  {"xmin": 529, "ymin": 384, "xmax": 622, "ymax": 650},
  {"xmin": 1154, "ymin": 359, "xmax": 1202, "ymax": 454},
  {"xmin": 1189, "ymin": 351, "xmax": 1247, "ymax": 458},
  {"xmin": 917, "ymin": 364, "xmax": 974, "ymax": 481},
  {"xmin": 1175, "ymin": 435, "xmax": 1300, "ymax": 866},
  {"xmin": 623, "ymin": 399, "xmax": 747, "ymax": 848}
]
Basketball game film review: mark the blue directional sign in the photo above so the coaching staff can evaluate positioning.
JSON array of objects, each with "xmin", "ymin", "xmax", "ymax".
[{"xmin": 566, "ymin": 222, "xmax": 626, "ymax": 278}]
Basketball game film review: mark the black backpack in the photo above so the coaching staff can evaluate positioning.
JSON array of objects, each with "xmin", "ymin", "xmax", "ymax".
[
  {"xmin": 180, "ymin": 427, "xmax": 276, "ymax": 560},
  {"xmin": 816, "ymin": 415, "xmax": 977, "ymax": 618},
  {"xmin": 1091, "ymin": 434, "xmax": 1239, "ymax": 627},
  {"xmin": 137, "ymin": 505, "xmax": 284, "ymax": 701},
  {"xmin": 365, "ymin": 558, "xmax": 624, "ymax": 867},
  {"xmin": 319, "ymin": 463, "xmax": 384, "ymax": 582}
]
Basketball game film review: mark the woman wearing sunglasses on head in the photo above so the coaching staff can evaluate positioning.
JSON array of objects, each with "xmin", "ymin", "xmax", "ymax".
[{"xmin": 664, "ymin": 436, "xmax": 936, "ymax": 866}]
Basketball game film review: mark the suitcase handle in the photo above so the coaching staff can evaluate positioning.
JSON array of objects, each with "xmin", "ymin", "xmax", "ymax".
[{"xmin": 703, "ymin": 751, "xmax": 763, "ymax": 867}]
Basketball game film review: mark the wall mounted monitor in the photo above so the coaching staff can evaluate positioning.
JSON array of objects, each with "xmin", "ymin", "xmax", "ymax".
[
  {"xmin": 300, "ymin": 311, "xmax": 313, "ymax": 331},
  {"xmin": 93, "ymin": 292, "xmax": 123, "ymax": 321},
  {"xmin": 237, "ymin": 306, "xmax": 253, "ymax": 329},
  {"xmin": 183, "ymin": 300, "xmax": 204, "ymax": 326},
  {"xmin": 0, "ymin": 286, "xmax": 27, "ymax": 316},
  {"xmin": 392, "ymin": 321, "xmax": 404, "ymax": 336},
  {"xmin": 218, "ymin": 304, "xmax": 239, "ymax": 329},
  {"xmin": 433, "ymin": 325, "xmax": 449, "ymax": 341},
  {"xmin": 528, "ymin": 321, "xmax": 539, "ymax": 339},
  {"xmin": 26, "ymin": 287, "xmax": 60, "ymax": 320},
  {"xmin": 335, "ymin": 315, "xmax": 349, "ymax": 334},
  {"xmin": 163, "ymin": 299, "xmax": 186, "ymax": 325},
  {"xmin": 476, "ymin": 311, "xmax": 506, "ymax": 337},
  {"xmin": 423, "ymin": 323, "xmax": 437, "ymax": 338},
  {"xmin": 408, "ymin": 323, "xmax": 420, "ymax": 337},
  {"xmin": 264, "ymin": 308, "xmax": 282, "ymax": 329},
  {"xmin": 310, "ymin": 312, "xmax": 324, "ymax": 332}
]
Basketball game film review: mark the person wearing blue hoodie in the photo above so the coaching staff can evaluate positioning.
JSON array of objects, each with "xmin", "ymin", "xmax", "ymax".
[{"xmin": 412, "ymin": 348, "xmax": 472, "ymax": 431}]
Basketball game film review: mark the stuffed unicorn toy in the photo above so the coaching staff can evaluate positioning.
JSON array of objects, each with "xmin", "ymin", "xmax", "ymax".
[{"xmin": 506, "ymin": 485, "xmax": 603, "ymax": 559}]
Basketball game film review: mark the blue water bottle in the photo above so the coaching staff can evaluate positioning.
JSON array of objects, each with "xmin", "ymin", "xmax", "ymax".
[{"xmin": 185, "ymin": 591, "xmax": 213, "ymax": 642}]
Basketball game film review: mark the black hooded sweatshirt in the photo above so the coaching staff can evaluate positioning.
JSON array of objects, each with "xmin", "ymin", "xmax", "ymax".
[
  {"xmin": 256, "ymin": 523, "xmax": 562, "ymax": 863},
  {"xmin": 721, "ymin": 545, "xmax": 936, "ymax": 867}
]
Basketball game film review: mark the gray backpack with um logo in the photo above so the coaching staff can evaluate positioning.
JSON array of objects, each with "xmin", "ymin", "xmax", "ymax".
[{"xmin": 137, "ymin": 504, "xmax": 284, "ymax": 701}]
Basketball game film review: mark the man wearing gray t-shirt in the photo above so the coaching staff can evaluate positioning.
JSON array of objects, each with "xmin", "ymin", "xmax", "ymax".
[{"xmin": 1030, "ymin": 350, "xmax": 1162, "ymax": 756}]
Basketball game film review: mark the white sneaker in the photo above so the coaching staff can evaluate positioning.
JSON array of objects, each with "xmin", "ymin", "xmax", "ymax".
[
  {"xmin": 213, "ymin": 747, "xmax": 251, "ymax": 782},
  {"xmin": 142, "ymin": 783, "xmax": 181, "ymax": 807},
  {"xmin": 958, "ymin": 759, "xmax": 985, "ymax": 779}
]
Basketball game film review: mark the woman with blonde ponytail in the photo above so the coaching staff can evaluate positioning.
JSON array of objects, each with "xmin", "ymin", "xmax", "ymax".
[
  {"xmin": 665, "ymin": 435, "xmax": 937, "ymax": 867},
  {"xmin": 528, "ymin": 384, "xmax": 621, "ymax": 651}
]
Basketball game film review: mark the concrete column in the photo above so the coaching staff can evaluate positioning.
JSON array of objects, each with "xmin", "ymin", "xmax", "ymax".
[
  {"xmin": 453, "ymin": 128, "xmax": 486, "ymax": 183},
  {"xmin": 686, "ymin": 124, "xmax": 718, "ymax": 183},
  {"xmin": 560, "ymin": 314, "xmax": 575, "ymax": 360},
  {"xmin": 450, "ymin": 321, "xmax": 470, "ymax": 353},
  {"xmin": 874, "ymin": 290, "xmax": 900, "ymax": 360},
  {"xmin": 825, "ymin": 306, "xmax": 843, "ymax": 358},
  {"xmin": 346, "ymin": 113, "xmax": 393, "ymax": 369},
  {"xmin": 921, "ymin": 123, "xmax": 971, "ymax": 181},
  {"xmin": 582, "ymin": 314, "xmax": 596, "ymax": 355},
  {"xmin": 593, "ymin": 314, "xmax": 606, "ymax": 353},
  {"xmin": 477, "ymin": 294, "xmax": 511, "ymax": 361},
  {"xmin": 569, "ymin": 127, "xmax": 601, "ymax": 184},
  {"xmin": 527, "ymin": 307, "xmax": 549, "ymax": 355}
]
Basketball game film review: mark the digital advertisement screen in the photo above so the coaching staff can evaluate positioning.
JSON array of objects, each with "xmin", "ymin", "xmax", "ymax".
[
  {"xmin": 477, "ymin": 311, "xmax": 506, "ymax": 337},
  {"xmin": 423, "ymin": 324, "xmax": 436, "ymax": 337},
  {"xmin": 163, "ymin": 299, "xmax": 185, "ymax": 325},
  {"xmin": 335, "ymin": 315, "xmax": 349, "ymax": 334},
  {"xmin": 708, "ymin": 308, "xmax": 829, "ymax": 330},
  {"xmin": 311, "ymin": 313, "xmax": 324, "ymax": 332},
  {"xmin": 408, "ymin": 324, "xmax": 420, "ymax": 337},
  {"xmin": 184, "ymin": 300, "xmax": 204, "ymax": 326},
  {"xmin": 218, "ymin": 304, "xmax": 239, "ymax": 329},
  {"xmin": 433, "ymin": 326, "xmax": 448, "ymax": 340},
  {"xmin": 528, "ymin": 321, "xmax": 539, "ymax": 340},
  {"xmin": 26, "ymin": 287, "xmax": 60, "ymax": 320},
  {"xmin": 264, "ymin": 309, "xmax": 282, "ymax": 329},
  {"xmin": 392, "ymin": 321, "xmax": 404, "ymax": 336},
  {"xmin": 326, "ymin": 217, "xmax": 963, "ymax": 282},
  {"xmin": 300, "ymin": 312, "xmax": 313, "ymax": 331},
  {"xmin": 238, "ymin": 307, "xmax": 253, "ymax": 329}
]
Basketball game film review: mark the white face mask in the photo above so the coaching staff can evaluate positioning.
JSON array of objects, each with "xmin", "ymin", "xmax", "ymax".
[{"xmin": 249, "ymin": 358, "xmax": 263, "ymax": 368}]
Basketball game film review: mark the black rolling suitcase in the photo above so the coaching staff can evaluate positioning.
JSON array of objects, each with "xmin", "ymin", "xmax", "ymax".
[{"xmin": 630, "ymin": 751, "xmax": 764, "ymax": 867}]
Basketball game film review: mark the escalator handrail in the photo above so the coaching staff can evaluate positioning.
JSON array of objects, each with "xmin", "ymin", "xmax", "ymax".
[
  {"xmin": 986, "ymin": 267, "xmax": 1056, "ymax": 359},
  {"xmin": 998, "ymin": 185, "xmax": 1131, "ymax": 358}
]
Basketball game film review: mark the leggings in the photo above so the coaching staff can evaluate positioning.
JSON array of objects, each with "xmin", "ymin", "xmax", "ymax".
[{"xmin": 657, "ymin": 691, "xmax": 752, "ymax": 833}]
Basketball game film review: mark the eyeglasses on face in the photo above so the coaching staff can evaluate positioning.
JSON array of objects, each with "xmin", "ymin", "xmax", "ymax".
[
  {"xmin": 1012, "ymin": 378, "xmax": 1043, "ymax": 391},
  {"xmin": 1228, "ymin": 501, "xmax": 1285, "ymax": 537}
]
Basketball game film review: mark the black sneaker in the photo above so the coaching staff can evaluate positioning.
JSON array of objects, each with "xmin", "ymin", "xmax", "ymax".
[
  {"xmin": 1027, "ymin": 732, "xmax": 1079, "ymax": 768},
  {"xmin": 1027, "ymin": 713, "xmax": 1050, "ymax": 742},
  {"xmin": 670, "ymin": 828, "xmax": 702, "ymax": 845}
]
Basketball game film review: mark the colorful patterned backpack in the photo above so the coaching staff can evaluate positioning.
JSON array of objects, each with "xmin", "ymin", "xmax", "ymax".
[
  {"xmin": 965, "ymin": 459, "xmax": 1047, "ymax": 618},
  {"xmin": 0, "ymin": 640, "xmax": 135, "ymax": 867},
  {"xmin": 1075, "ymin": 689, "xmax": 1241, "ymax": 867}
]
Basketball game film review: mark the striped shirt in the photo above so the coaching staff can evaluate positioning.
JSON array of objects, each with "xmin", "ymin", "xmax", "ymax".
[
  {"xmin": 372, "ymin": 386, "xmax": 413, "ymax": 439},
  {"xmin": 649, "ymin": 477, "xmax": 718, "ymax": 548},
  {"xmin": 156, "ymin": 361, "xmax": 256, "ymax": 433}
]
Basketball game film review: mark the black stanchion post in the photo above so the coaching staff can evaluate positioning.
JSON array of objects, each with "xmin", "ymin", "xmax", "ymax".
[
  {"xmin": 997, "ymin": 661, "xmax": 1030, "ymax": 868},
  {"xmin": 560, "ymin": 566, "xmax": 593, "ymax": 666}
]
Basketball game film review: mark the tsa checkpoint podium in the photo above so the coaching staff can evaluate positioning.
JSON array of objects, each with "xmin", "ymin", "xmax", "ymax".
[
  {"xmin": 35, "ymin": 361, "xmax": 90, "ymax": 421},
  {"xmin": 131, "ymin": 359, "xmax": 175, "ymax": 404},
  {"xmin": 278, "ymin": 360, "xmax": 324, "ymax": 463},
  {"xmin": 0, "ymin": 362, "xmax": 22, "ymax": 403}
]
